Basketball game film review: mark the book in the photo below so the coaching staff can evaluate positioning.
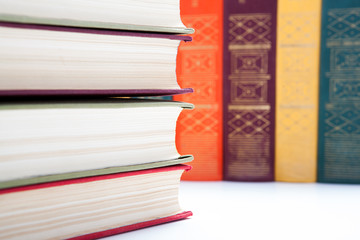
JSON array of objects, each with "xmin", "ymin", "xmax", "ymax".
[
  {"xmin": 275, "ymin": 0, "xmax": 321, "ymax": 182},
  {"xmin": 173, "ymin": 0, "xmax": 223, "ymax": 180},
  {"xmin": 0, "ymin": 22, "xmax": 193, "ymax": 97},
  {"xmin": 318, "ymin": 0, "xmax": 360, "ymax": 183},
  {"xmin": 0, "ymin": 164, "xmax": 192, "ymax": 239},
  {"xmin": 0, "ymin": 98, "xmax": 194, "ymax": 189},
  {"xmin": 223, "ymin": 0, "xmax": 277, "ymax": 181},
  {"xmin": 0, "ymin": 0, "xmax": 194, "ymax": 34}
]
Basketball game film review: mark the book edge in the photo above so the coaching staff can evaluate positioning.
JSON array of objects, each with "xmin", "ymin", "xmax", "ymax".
[
  {"xmin": 0, "ymin": 88, "xmax": 194, "ymax": 98},
  {"xmin": 0, "ymin": 99, "xmax": 195, "ymax": 110},
  {"xmin": 0, "ymin": 157, "xmax": 193, "ymax": 191},
  {"xmin": 68, "ymin": 211, "xmax": 193, "ymax": 240},
  {"xmin": 0, "ymin": 18, "xmax": 194, "ymax": 36}
]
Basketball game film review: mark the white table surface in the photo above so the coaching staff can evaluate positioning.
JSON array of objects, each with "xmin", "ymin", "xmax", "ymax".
[{"xmin": 104, "ymin": 181, "xmax": 360, "ymax": 240}]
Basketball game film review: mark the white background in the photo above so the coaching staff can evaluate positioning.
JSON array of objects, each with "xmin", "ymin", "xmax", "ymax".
[{"xmin": 104, "ymin": 181, "xmax": 360, "ymax": 240}]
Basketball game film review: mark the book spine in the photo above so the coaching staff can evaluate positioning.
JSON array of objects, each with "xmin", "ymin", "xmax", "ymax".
[
  {"xmin": 174, "ymin": 0, "xmax": 223, "ymax": 180},
  {"xmin": 318, "ymin": 0, "xmax": 360, "ymax": 183},
  {"xmin": 223, "ymin": 0, "xmax": 277, "ymax": 181},
  {"xmin": 275, "ymin": 0, "xmax": 321, "ymax": 182}
]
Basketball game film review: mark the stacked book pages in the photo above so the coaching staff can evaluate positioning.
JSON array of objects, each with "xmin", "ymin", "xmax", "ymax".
[{"xmin": 0, "ymin": 0, "xmax": 195, "ymax": 239}]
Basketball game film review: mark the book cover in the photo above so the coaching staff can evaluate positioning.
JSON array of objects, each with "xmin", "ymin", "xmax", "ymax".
[
  {"xmin": 0, "ymin": 88, "xmax": 194, "ymax": 98},
  {"xmin": 0, "ymin": 0, "xmax": 194, "ymax": 34},
  {"xmin": 173, "ymin": 0, "xmax": 223, "ymax": 180},
  {"xmin": 0, "ymin": 22, "xmax": 193, "ymax": 97},
  {"xmin": 223, "ymin": 0, "xmax": 277, "ymax": 181},
  {"xmin": 0, "ymin": 99, "xmax": 194, "ymax": 189},
  {"xmin": 0, "ymin": 155, "xmax": 193, "ymax": 190},
  {"xmin": 318, "ymin": 0, "xmax": 360, "ymax": 183},
  {"xmin": 0, "ymin": 165, "xmax": 192, "ymax": 239},
  {"xmin": 275, "ymin": 0, "xmax": 321, "ymax": 182}
]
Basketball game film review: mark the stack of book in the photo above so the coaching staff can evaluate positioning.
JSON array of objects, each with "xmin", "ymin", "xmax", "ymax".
[{"xmin": 0, "ymin": 0, "xmax": 195, "ymax": 239}]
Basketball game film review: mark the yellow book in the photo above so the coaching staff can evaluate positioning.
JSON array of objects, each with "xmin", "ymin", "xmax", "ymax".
[{"xmin": 275, "ymin": 0, "xmax": 321, "ymax": 182}]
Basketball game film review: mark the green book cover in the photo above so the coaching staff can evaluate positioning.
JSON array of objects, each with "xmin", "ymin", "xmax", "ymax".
[
  {"xmin": 318, "ymin": 0, "xmax": 360, "ymax": 183},
  {"xmin": 0, "ymin": 155, "xmax": 193, "ymax": 190},
  {"xmin": 0, "ymin": 99, "xmax": 194, "ymax": 189}
]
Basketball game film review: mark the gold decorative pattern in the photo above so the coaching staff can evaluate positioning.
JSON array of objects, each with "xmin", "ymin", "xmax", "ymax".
[
  {"xmin": 227, "ymin": 109, "xmax": 271, "ymax": 137},
  {"xmin": 228, "ymin": 14, "xmax": 272, "ymax": 48},
  {"xmin": 181, "ymin": 15, "xmax": 219, "ymax": 47},
  {"xmin": 226, "ymin": 12, "xmax": 273, "ymax": 179},
  {"xmin": 326, "ymin": 8, "xmax": 360, "ymax": 110},
  {"xmin": 177, "ymin": 77, "xmax": 217, "ymax": 103},
  {"xmin": 230, "ymin": 80, "xmax": 267, "ymax": 103},
  {"xmin": 181, "ymin": 51, "xmax": 216, "ymax": 74},
  {"xmin": 177, "ymin": 108, "xmax": 219, "ymax": 136},
  {"xmin": 332, "ymin": 48, "xmax": 360, "ymax": 71},
  {"xmin": 327, "ymin": 8, "xmax": 360, "ymax": 41},
  {"xmin": 230, "ymin": 50, "xmax": 268, "ymax": 75},
  {"xmin": 279, "ymin": 12, "xmax": 318, "ymax": 45}
]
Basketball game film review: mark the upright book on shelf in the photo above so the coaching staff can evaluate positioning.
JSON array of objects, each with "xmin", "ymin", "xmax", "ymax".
[
  {"xmin": 0, "ymin": 0, "xmax": 194, "ymax": 34},
  {"xmin": 173, "ymin": 0, "xmax": 223, "ymax": 180},
  {"xmin": 0, "ymin": 22, "xmax": 193, "ymax": 97},
  {"xmin": 318, "ymin": 0, "xmax": 360, "ymax": 183},
  {"xmin": 0, "ymin": 99, "xmax": 193, "ymax": 189},
  {"xmin": 275, "ymin": 0, "xmax": 321, "ymax": 182},
  {"xmin": 0, "ymin": 165, "xmax": 192, "ymax": 239},
  {"xmin": 223, "ymin": 0, "xmax": 277, "ymax": 181}
]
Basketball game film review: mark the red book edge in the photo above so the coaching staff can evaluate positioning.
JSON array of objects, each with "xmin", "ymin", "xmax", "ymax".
[
  {"xmin": 0, "ymin": 164, "xmax": 192, "ymax": 194},
  {"xmin": 68, "ymin": 211, "xmax": 193, "ymax": 240}
]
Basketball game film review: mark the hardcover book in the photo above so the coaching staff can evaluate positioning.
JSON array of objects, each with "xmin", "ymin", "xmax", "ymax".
[
  {"xmin": 223, "ymin": 0, "xmax": 277, "ymax": 181},
  {"xmin": 173, "ymin": 0, "xmax": 223, "ymax": 180},
  {"xmin": 0, "ymin": 99, "xmax": 194, "ymax": 189},
  {"xmin": 318, "ymin": 0, "xmax": 360, "ymax": 183},
  {"xmin": 275, "ymin": 0, "xmax": 321, "ymax": 182},
  {"xmin": 0, "ymin": 165, "xmax": 192, "ymax": 239},
  {"xmin": 0, "ymin": 0, "xmax": 194, "ymax": 34},
  {"xmin": 0, "ymin": 22, "xmax": 193, "ymax": 97}
]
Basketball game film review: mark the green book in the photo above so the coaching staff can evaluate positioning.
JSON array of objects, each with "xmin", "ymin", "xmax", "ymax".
[
  {"xmin": 0, "ymin": 99, "xmax": 194, "ymax": 189},
  {"xmin": 318, "ymin": 0, "xmax": 360, "ymax": 183}
]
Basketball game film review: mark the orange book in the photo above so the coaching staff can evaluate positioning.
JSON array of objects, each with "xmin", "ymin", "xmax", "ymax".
[{"xmin": 174, "ymin": 0, "xmax": 223, "ymax": 180}]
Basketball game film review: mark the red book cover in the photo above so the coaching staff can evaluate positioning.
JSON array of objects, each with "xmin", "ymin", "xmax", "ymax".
[
  {"xmin": 0, "ymin": 165, "xmax": 192, "ymax": 239},
  {"xmin": 174, "ymin": 0, "xmax": 223, "ymax": 180},
  {"xmin": 223, "ymin": 0, "xmax": 277, "ymax": 181}
]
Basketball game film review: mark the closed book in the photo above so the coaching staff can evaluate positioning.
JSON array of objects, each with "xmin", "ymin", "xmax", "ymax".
[
  {"xmin": 0, "ymin": 22, "xmax": 193, "ymax": 97},
  {"xmin": 223, "ymin": 0, "xmax": 277, "ymax": 181},
  {"xmin": 0, "ymin": 99, "xmax": 193, "ymax": 189},
  {"xmin": 318, "ymin": 0, "xmax": 360, "ymax": 183},
  {"xmin": 173, "ymin": 0, "xmax": 223, "ymax": 180},
  {"xmin": 275, "ymin": 0, "xmax": 321, "ymax": 182},
  {"xmin": 0, "ymin": 0, "xmax": 194, "ymax": 34},
  {"xmin": 0, "ymin": 165, "xmax": 192, "ymax": 239}
]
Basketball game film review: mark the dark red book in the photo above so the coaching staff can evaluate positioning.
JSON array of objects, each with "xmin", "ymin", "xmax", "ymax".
[
  {"xmin": 0, "ymin": 22, "xmax": 193, "ymax": 97},
  {"xmin": 223, "ymin": 0, "xmax": 277, "ymax": 181},
  {"xmin": 0, "ymin": 165, "xmax": 192, "ymax": 239}
]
